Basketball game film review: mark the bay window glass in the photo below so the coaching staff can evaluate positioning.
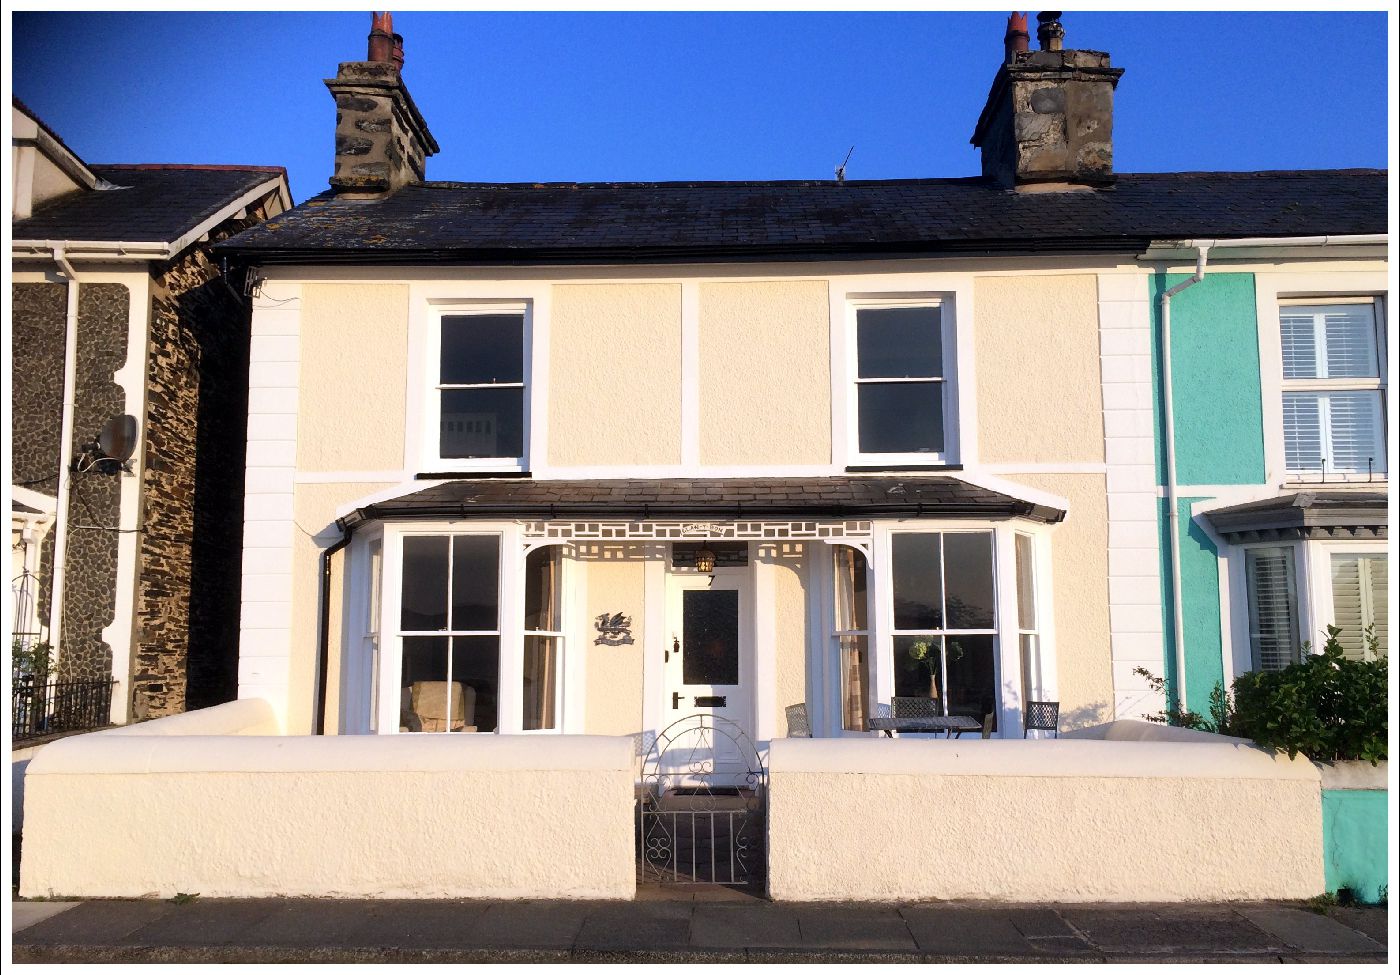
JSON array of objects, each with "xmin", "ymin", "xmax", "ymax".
[
  {"xmin": 1015, "ymin": 532, "xmax": 1041, "ymax": 714},
  {"xmin": 1330, "ymin": 553, "xmax": 1387, "ymax": 661},
  {"xmin": 890, "ymin": 531, "xmax": 997, "ymax": 725},
  {"xmin": 854, "ymin": 304, "xmax": 946, "ymax": 457},
  {"xmin": 523, "ymin": 546, "xmax": 564, "ymax": 731},
  {"xmin": 1280, "ymin": 302, "xmax": 1386, "ymax": 475},
  {"xmin": 833, "ymin": 546, "xmax": 870, "ymax": 731},
  {"xmin": 438, "ymin": 312, "xmax": 525, "ymax": 461},
  {"xmin": 1245, "ymin": 546, "xmax": 1300, "ymax": 672},
  {"xmin": 398, "ymin": 535, "xmax": 500, "ymax": 732}
]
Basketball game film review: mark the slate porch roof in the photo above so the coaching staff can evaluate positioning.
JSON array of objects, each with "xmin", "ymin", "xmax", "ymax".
[
  {"xmin": 216, "ymin": 169, "xmax": 1386, "ymax": 265},
  {"xmin": 1202, "ymin": 491, "xmax": 1387, "ymax": 541},
  {"xmin": 339, "ymin": 476, "xmax": 1065, "ymax": 527},
  {"xmin": 13, "ymin": 165, "xmax": 287, "ymax": 247}
]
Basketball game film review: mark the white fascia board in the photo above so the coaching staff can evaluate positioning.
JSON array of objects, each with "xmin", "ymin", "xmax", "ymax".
[
  {"xmin": 1140, "ymin": 235, "xmax": 1387, "ymax": 262},
  {"xmin": 333, "ymin": 480, "xmax": 449, "ymax": 522},
  {"xmin": 12, "ymin": 174, "xmax": 292, "ymax": 265},
  {"xmin": 11, "ymin": 485, "xmax": 59, "ymax": 514},
  {"xmin": 952, "ymin": 470, "xmax": 1072, "ymax": 518}
]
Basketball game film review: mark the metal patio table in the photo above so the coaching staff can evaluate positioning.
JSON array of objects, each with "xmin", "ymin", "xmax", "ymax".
[{"xmin": 867, "ymin": 714, "xmax": 983, "ymax": 738}]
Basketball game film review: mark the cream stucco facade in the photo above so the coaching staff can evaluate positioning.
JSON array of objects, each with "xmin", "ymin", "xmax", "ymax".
[{"xmin": 239, "ymin": 259, "xmax": 1130, "ymax": 746}]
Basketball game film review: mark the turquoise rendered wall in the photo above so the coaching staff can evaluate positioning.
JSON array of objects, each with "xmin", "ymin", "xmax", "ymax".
[
  {"xmin": 1150, "ymin": 273, "xmax": 1264, "ymax": 708},
  {"xmin": 1322, "ymin": 789, "xmax": 1389, "ymax": 904},
  {"xmin": 1157, "ymin": 497, "xmax": 1225, "ymax": 712},
  {"xmin": 1150, "ymin": 273, "xmax": 1266, "ymax": 485}
]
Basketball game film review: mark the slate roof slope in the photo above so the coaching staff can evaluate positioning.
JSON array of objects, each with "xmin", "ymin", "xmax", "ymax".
[
  {"xmin": 340, "ymin": 476, "xmax": 1066, "ymax": 526},
  {"xmin": 217, "ymin": 169, "xmax": 1386, "ymax": 264},
  {"xmin": 14, "ymin": 165, "xmax": 286, "ymax": 246}
]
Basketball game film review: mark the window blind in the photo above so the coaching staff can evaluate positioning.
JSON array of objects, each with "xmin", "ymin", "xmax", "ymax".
[
  {"xmin": 1330, "ymin": 554, "xmax": 1388, "ymax": 660},
  {"xmin": 1281, "ymin": 305, "xmax": 1379, "ymax": 380},
  {"xmin": 1246, "ymin": 547, "xmax": 1300, "ymax": 672}
]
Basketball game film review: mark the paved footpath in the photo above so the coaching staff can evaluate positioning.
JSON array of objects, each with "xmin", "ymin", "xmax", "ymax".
[{"xmin": 11, "ymin": 892, "xmax": 1389, "ymax": 963}]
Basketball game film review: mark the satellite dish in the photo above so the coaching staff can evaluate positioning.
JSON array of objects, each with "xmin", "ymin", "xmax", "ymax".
[{"xmin": 97, "ymin": 414, "xmax": 139, "ymax": 464}]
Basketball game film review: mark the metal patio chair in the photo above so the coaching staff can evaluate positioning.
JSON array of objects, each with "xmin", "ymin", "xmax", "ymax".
[
  {"xmin": 1023, "ymin": 700, "xmax": 1060, "ymax": 738},
  {"xmin": 891, "ymin": 696, "xmax": 940, "ymax": 719},
  {"xmin": 784, "ymin": 703, "xmax": 812, "ymax": 738}
]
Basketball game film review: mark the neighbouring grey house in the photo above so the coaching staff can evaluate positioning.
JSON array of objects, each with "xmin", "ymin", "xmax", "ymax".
[{"xmin": 11, "ymin": 97, "xmax": 292, "ymax": 728}]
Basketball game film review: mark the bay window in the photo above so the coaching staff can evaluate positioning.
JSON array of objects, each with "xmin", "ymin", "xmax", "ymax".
[
  {"xmin": 1244, "ymin": 546, "xmax": 1300, "ymax": 672},
  {"xmin": 1329, "ymin": 553, "xmax": 1387, "ymax": 661},
  {"xmin": 397, "ymin": 534, "xmax": 501, "ymax": 732},
  {"xmin": 523, "ymin": 546, "xmax": 564, "ymax": 730},
  {"xmin": 832, "ymin": 545, "xmax": 871, "ymax": 732},
  {"xmin": 1280, "ymin": 300, "xmax": 1386, "ymax": 477},
  {"xmin": 889, "ymin": 530, "xmax": 998, "ymax": 726}
]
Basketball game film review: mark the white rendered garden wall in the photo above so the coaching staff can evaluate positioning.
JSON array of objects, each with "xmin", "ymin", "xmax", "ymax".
[
  {"xmin": 766, "ymin": 724, "xmax": 1323, "ymax": 903},
  {"xmin": 20, "ymin": 701, "xmax": 636, "ymax": 900}
]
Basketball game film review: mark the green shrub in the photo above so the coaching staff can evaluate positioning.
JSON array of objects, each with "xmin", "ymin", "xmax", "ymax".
[
  {"xmin": 11, "ymin": 638, "xmax": 53, "ymax": 680},
  {"xmin": 1232, "ymin": 625, "xmax": 1387, "ymax": 765},
  {"xmin": 1133, "ymin": 625, "xmax": 1386, "ymax": 765}
]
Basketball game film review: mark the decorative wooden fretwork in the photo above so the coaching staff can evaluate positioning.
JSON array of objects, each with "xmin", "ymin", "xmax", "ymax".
[{"xmin": 518, "ymin": 519, "xmax": 873, "ymax": 542}]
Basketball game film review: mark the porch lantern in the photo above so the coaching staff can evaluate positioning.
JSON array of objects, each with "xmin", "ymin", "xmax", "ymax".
[{"xmin": 693, "ymin": 547, "xmax": 716, "ymax": 573}]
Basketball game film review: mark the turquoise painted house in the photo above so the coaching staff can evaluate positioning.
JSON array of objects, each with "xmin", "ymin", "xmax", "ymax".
[{"xmin": 1144, "ymin": 248, "xmax": 1388, "ymax": 903}]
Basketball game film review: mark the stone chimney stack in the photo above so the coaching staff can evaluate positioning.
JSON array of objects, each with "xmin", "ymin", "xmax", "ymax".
[
  {"xmin": 971, "ymin": 11, "xmax": 1124, "ymax": 189},
  {"xmin": 324, "ymin": 11, "xmax": 440, "ymax": 197}
]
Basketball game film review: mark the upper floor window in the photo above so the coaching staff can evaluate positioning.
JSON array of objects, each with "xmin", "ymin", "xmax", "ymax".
[
  {"xmin": 432, "ymin": 306, "xmax": 529, "ymax": 469},
  {"xmin": 1280, "ymin": 300, "xmax": 1386, "ymax": 477},
  {"xmin": 850, "ymin": 300, "xmax": 954, "ymax": 464}
]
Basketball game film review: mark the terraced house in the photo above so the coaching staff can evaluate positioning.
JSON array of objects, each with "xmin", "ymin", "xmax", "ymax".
[
  {"xmin": 10, "ymin": 98, "xmax": 291, "ymax": 728},
  {"xmin": 209, "ymin": 14, "xmax": 1385, "ymax": 746},
  {"xmin": 19, "ymin": 11, "xmax": 1386, "ymax": 905}
]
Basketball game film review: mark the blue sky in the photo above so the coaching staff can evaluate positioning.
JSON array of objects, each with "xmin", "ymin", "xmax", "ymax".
[{"xmin": 11, "ymin": 10, "xmax": 1389, "ymax": 204}]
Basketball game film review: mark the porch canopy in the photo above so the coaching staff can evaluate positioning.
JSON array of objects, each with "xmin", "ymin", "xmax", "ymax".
[
  {"xmin": 338, "ymin": 476, "xmax": 1066, "ymax": 529},
  {"xmin": 1202, "ymin": 491, "xmax": 1387, "ymax": 543}
]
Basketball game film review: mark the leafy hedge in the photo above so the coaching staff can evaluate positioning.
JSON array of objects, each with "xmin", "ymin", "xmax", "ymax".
[{"xmin": 1135, "ymin": 625, "xmax": 1387, "ymax": 765}]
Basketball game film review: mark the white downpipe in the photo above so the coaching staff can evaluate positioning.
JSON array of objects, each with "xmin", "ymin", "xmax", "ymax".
[
  {"xmin": 1158, "ymin": 245, "xmax": 1210, "ymax": 713},
  {"xmin": 47, "ymin": 248, "xmax": 82, "ymax": 663}
]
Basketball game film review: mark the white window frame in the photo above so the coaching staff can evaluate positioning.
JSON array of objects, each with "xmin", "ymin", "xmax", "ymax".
[
  {"xmin": 376, "ymin": 522, "xmax": 527, "ymax": 735},
  {"xmin": 422, "ymin": 301, "xmax": 533, "ymax": 474},
  {"xmin": 518, "ymin": 541, "xmax": 574, "ymax": 735},
  {"xmin": 1303, "ymin": 539, "xmax": 1388, "ymax": 659},
  {"xmin": 842, "ymin": 294, "xmax": 962, "ymax": 468},
  {"xmin": 1255, "ymin": 281, "xmax": 1388, "ymax": 485}
]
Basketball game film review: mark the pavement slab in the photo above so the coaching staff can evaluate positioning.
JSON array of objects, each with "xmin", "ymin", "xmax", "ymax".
[
  {"xmin": 1060, "ymin": 906, "xmax": 1285, "ymax": 956},
  {"xmin": 901, "ymin": 907, "xmax": 1098, "ymax": 958},
  {"xmin": 792, "ymin": 904, "xmax": 918, "ymax": 950},
  {"xmin": 466, "ymin": 900, "xmax": 591, "ymax": 948},
  {"xmin": 689, "ymin": 903, "xmax": 804, "ymax": 948},
  {"xmin": 112, "ymin": 898, "xmax": 280, "ymax": 946},
  {"xmin": 1238, "ymin": 906, "xmax": 1386, "ymax": 955},
  {"xmin": 11, "ymin": 901, "xmax": 79, "ymax": 933},
  {"xmin": 1329, "ymin": 906, "xmax": 1389, "ymax": 947},
  {"xmin": 12, "ymin": 899, "xmax": 175, "ymax": 946},
  {"xmin": 573, "ymin": 899, "xmax": 691, "ymax": 951}
]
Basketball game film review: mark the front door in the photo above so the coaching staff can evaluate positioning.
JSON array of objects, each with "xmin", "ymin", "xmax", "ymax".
[{"xmin": 663, "ymin": 567, "xmax": 751, "ymax": 784}]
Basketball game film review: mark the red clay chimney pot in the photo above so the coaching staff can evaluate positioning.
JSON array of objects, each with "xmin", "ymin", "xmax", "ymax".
[
  {"xmin": 1004, "ymin": 12, "xmax": 1030, "ymax": 62},
  {"xmin": 368, "ymin": 11, "xmax": 394, "ymax": 63},
  {"xmin": 391, "ymin": 33, "xmax": 405, "ymax": 70}
]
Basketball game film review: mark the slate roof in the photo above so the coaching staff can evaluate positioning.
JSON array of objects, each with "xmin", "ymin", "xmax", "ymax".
[
  {"xmin": 216, "ymin": 169, "xmax": 1386, "ymax": 265},
  {"xmin": 339, "ymin": 476, "xmax": 1065, "ymax": 526},
  {"xmin": 1203, "ymin": 491, "xmax": 1387, "ymax": 541},
  {"xmin": 13, "ymin": 165, "xmax": 286, "ymax": 246}
]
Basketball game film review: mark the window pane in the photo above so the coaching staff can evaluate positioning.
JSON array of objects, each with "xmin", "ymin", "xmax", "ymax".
[
  {"xmin": 944, "ymin": 634, "xmax": 997, "ymax": 724},
  {"xmin": 451, "ymin": 636, "xmax": 499, "ymax": 732},
  {"xmin": 523, "ymin": 635, "xmax": 559, "ymax": 730},
  {"xmin": 441, "ymin": 314, "xmax": 523, "ymax": 384},
  {"xmin": 451, "ymin": 535, "xmax": 499, "ymax": 631},
  {"xmin": 1280, "ymin": 311, "xmax": 1319, "ymax": 379},
  {"xmin": 399, "ymin": 636, "xmax": 449, "ymax": 731},
  {"xmin": 1015, "ymin": 533, "xmax": 1036, "ymax": 630},
  {"xmin": 1322, "ymin": 306, "xmax": 1379, "ymax": 378},
  {"xmin": 894, "ymin": 635, "xmax": 943, "ymax": 706},
  {"xmin": 833, "ymin": 545, "xmax": 868, "ymax": 632},
  {"xmin": 839, "ymin": 634, "xmax": 870, "ymax": 732},
  {"xmin": 1331, "ymin": 554, "xmax": 1388, "ymax": 661},
  {"xmin": 682, "ymin": 589, "xmax": 739, "ymax": 685},
  {"xmin": 856, "ymin": 306, "xmax": 942, "ymax": 378},
  {"xmin": 1019, "ymin": 633, "xmax": 1040, "ymax": 705},
  {"xmin": 944, "ymin": 531, "xmax": 995, "ymax": 629},
  {"xmin": 1325, "ymin": 391, "xmax": 1384, "ymax": 473},
  {"xmin": 440, "ymin": 387, "xmax": 524, "ymax": 459},
  {"xmin": 892, "ymin": 533, "xmax": 943, "ymax": 630},
  {"xmin": 1283, "ymin": 392, "xmax": 1324, "ymax": 472},
  {"xmin": 524, "ymin": 546, "xmax": 562, "ymax": 632},
  {"xmin": 857, "ymin": 382, "xmax": 943, "ymax": 454},
  {"xmin": 400, "ymin": 536, "xmax": 449, "ymax": 631},
  {"xmin": 1246, "ymin": 547, "xmax": 1299, "ymax": 672}
]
